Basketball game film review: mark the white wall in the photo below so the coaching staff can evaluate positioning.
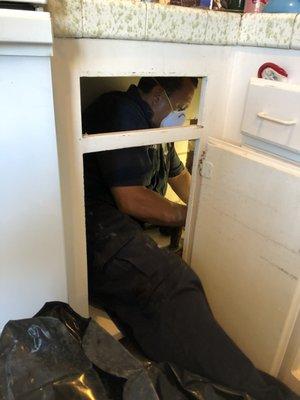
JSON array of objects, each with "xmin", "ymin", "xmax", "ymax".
[{"xmin": 0, "ymin": 55, "xmax": 67, "ymax": 331}]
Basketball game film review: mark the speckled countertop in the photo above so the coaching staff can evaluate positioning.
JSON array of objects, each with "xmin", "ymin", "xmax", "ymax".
[{"xmin": 47, "ymin": 0, "xmax": 300, "ymax": 50}]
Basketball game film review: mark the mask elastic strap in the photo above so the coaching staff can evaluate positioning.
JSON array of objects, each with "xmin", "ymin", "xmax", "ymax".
[
  {"xmin": 164, "ymin": 90, "xmax": 174, "ymax": 112},
  {"xmin": 152, "ymin": 78, "xmax": 174, "ymax": 112}
]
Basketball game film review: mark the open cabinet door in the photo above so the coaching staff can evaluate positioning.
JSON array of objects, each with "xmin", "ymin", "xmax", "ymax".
[{"xmin": 189, "ymin": 138, "xmax": 300, "ymax": 377}]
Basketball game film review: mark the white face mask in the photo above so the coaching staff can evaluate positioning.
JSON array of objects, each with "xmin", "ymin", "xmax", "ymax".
[
  {"xmin": 159, "ymin": 83, "xmax": 186, "ymax": 127},
  {"xmin": 160, "ymin": 111, "xmax": 186, "ymax": 127}
]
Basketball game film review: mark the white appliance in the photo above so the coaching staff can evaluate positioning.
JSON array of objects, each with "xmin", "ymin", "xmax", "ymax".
[{"xmin": 0, "ymin": 6, "xmax": 67, "ymax": 331}]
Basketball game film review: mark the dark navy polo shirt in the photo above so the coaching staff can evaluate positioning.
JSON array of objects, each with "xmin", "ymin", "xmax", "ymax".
[{"xmin": 83, "ymin": 85, "xmax": 184, "ymax": 207}]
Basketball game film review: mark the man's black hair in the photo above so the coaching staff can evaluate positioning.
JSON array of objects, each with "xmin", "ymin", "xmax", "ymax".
[{"xmin": 138, "ymin": 77, "xmax": 198, "ymax": 96}]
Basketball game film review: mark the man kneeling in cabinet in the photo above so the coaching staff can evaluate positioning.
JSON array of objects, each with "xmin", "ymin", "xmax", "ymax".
[{"xmin": 83, "ymin": 77, "xmax": 295, "ymax": 400}]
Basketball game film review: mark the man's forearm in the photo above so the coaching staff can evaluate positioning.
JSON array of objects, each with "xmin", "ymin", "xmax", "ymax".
[
  {"xmin": 168, "ymin": 168, "xmax": 191, "ymax": 204},
  {"xmin": 111, "ymin": 186, "xmax": 187, "ymax": 226}
]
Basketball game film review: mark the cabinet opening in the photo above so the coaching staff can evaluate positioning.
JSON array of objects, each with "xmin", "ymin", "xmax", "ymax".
[
  {"xmin": 80, "ymin": 76, "xmax": 201, "ymax": 128},
  {"xmin": 80, "ymin": 76, "xmax": 202, "ymax": 336}
]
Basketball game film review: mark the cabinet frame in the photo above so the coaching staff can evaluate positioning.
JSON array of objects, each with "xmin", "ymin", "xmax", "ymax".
[{"xmin": 52, "ymin": 38, "xmax": 233, "ymax": 318}]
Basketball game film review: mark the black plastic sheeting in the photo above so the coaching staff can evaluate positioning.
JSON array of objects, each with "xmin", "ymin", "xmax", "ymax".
[{"xmin": 0, "ymin": 302, "xmax": 298, "ymax": 400}]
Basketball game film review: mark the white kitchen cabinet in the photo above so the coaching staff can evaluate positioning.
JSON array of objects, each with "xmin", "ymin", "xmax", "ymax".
[
  {"xmin": 51, "ymin": 38, "xmax": 300, "ymax": 394},
  {"xmin": 241, "ymin": 78, "xmax": 300, "ymax": 163},
  {"xmin": 0, "ymin": 9, "xmax": 67, "ymax": 332},
  {"xmin": 51, "ymin": 38, "xmax": 234, "ymax": 318}
]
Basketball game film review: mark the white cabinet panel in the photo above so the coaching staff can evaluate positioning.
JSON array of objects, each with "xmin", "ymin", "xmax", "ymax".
[
  {"xmin": 191, "ymin": 138, "xmax": 300, "ymax": 375},
  {"xmin": 0, "ymin": 10, "xmax": 52, "ymax": 45},
  {"xmin": 0, "ymin": 55, "xmax": 67, "ymax": 332},
  {"xmin": 242, "ymin": 78, "xmax": 300, "ymax": 158}
]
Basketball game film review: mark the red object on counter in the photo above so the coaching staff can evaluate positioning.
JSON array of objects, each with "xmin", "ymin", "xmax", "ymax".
[
  {"xmin": 258, "ymin": 62, "xmax": 288, "ymax": 81},
  {"xmin": 244, "ymin": 0, "xmax": 268, "ymax": 12}
]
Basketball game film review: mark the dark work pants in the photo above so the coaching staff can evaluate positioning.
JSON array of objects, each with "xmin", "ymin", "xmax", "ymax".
[{"xmin": 86, "ymin": 203, "xmax": 291, "ymax": 400}]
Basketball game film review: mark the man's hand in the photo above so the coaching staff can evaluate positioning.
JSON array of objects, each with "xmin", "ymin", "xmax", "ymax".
[
  {"xmin": 168, "ymin": 168, "xmax": 191, "ymax": 204},
  {"xmin": 111, "ymin": 186, "xmax": 187, "ymax": 227}
]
